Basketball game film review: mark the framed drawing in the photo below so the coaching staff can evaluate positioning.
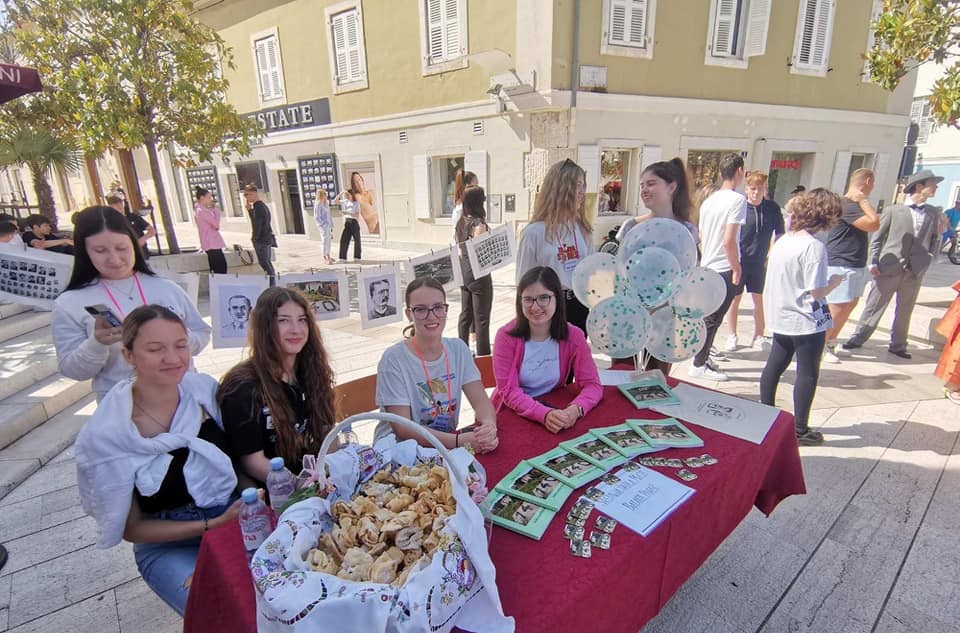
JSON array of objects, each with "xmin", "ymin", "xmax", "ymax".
[
  {"xmin": 466, "ymin": 223, "xmax": 516, "ymax": 279},
  {"xmin": 209, "ymin": 273, "xmax": 269, "ymax": 349},
  {"xmin": 406, "ymin": 246, "xmax": 461, "ymax": 292},
  {"xmin": 357, "ymin": 264, "xmax": 402, "ymax": 329},
  {"xmin": 279, "ymin": 271, "xmax": 350, "ymax": 321}
]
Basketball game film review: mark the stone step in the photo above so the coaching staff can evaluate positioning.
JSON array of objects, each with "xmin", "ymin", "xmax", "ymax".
[
  {"xmin": 0, "ymin": 307, "xmax": 50, "ymax": 343},
  {"xmin": 0, "ymin": 302, "xmax": 33, "ymax": 320},
  {"xmin": 0, "ymin": 371, "xmax": 91, "ymax": 451},
  {"xmin": 0, "ymin": 393, "xmax": 96, "ymax": 501},
  {"xmin": 0, "ymin": 329, "xmax": 59, "ymax": 402}
]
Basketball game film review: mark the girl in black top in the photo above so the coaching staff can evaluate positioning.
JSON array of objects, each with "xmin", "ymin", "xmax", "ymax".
[
  {"xmin": 218, "ymin": 287, "xmax": 338, "ymax": 486},
  {"xmin": 456, "ymin": 185, "xmax": 493, "ymax": 356}
]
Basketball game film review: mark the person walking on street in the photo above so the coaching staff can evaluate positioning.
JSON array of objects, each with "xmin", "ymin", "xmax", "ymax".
[
  {"xmin": 724, "ymin": 170, "xmax": 784, "ymax": 352},
  {"xmin": 688, "ymin": 153, "xmax": 747, "ymax": 381},
  {"xmin": 335, "ymin": 189, "xmax": 362, "ymax": 262},
  {"xmin": 821, "ymin": 169, "xmax": 879, "ymax": 363},
  {"xmin": 194, "ymin": 187, "xmax": 228, "ymax": 275},
  {"xmin": 242, "ymin": 184, "xmax": 277, "ymax": 286},
  {"xmin": 313, "ymin": 189, "xmax": 336, "ymax": 264},
  {"xmin": 841, "ymin": 169, "xmax": 946, "ymax": 359},
  {"xmin": 456, "ymin": 185, "xmax": 493, "ymax": 356}
]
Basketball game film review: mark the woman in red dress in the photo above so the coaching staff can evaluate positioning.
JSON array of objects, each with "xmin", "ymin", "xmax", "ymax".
[{"xmin": 934, "ymin": 279, "xmax": 960, "ymax": 404}]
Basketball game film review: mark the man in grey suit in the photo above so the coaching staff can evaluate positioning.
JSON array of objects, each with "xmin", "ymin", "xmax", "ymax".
[{"xmin": 842, "ymin": 169, "xmax": 946, "ymax": 359}]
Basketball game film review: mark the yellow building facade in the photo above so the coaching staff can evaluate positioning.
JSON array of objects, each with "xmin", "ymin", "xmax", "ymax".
[{"xmin": 85, "ymin": 0, "xmax": 913, "ymax": 248}]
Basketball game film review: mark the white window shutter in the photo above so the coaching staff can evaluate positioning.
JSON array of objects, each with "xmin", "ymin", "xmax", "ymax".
[
  {"xmin": 795, "ymin": 0, "xmax": 835, "ymax": 72},
  {"xmin": 862, "ymin": 0, "xmax": 883, "ymax": 80},
  {"xmin": 711, "ymin": 0, "xmax": 738, "ymax": 57},
  {"xmin": 627, "ymin": 0, "xmax": 648, "ymax": 47},
  {"xmin": 413, "ymin": 155, "xmax": 431, "ymax": 219},
  {"xmin": 872, "ymin": 152, "xmax": 889, "ymax": 198},
  {"xmin": 443, "ymin": 0, "xmax": 461, "ymax": 60},
  {"xmin": 744, "ymin": 0, "xmax": 771, "ymax": 57},
  {"xmin": 426, "ymin": 0, "xmax": 444, "ymax": 63},
  {"xmin": 640, "ymin": 145, "xmax": 662, "ymax": 212},
  {"xmin": 255, "ymin": 39, "xmax": 272, "ymax": 100},
  {"xmin": 331, "ymin": 14, "xmax": 348, "ymax": 82},
  {"xmin": 608, "ymin": 0, "xmax": 647, "ymax": 48},
  {"xmin": 830, "ymin": 150, "xmax": 852, "ymax": 193},
  {"xmin": 577, "ymin": 145, "xmax": 601, "ymax": 193},
  {"xmin": 464, "ymin": 150, "xmax": 488, "ymax": 193}
]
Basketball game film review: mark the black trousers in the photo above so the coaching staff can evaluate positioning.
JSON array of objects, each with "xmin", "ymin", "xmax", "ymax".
[
  {"xmin": 206, "ymin": 249, "xmax": 227, "ymax": 275},
  {"xmin": 458, "ymin": 275, "xmax": 493, "ymax": 356},
  {"xmin": 693, "ymin": 270, "xmax": 741, "ymax": 367},
  {"xmin": 253, "ymin": 241, "xmax": 276, "ymax": 286},
  {"xmin": 339, "ymin": 217, "xmax": 361, "ymax": 260},
  {"xmin": 760, "ymin": 331, "xmax": 826, "ymax": 433},
  {"xmin": 564, "ymin": 291, "xmax": 589, "ymax": 335}
]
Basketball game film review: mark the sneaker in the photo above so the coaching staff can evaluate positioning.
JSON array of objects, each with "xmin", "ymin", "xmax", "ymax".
[
  {"xmin": 724, "ymin": 334, "xmax": 738, "ymax": 352},
  {"xmin": 833, "ymin": 344, "xmax": 852, "ymax": 357},
  {"xmin": 796, "ymin": 429, "xmax": 825, "ymax": 446},
  {"xmin": 840, "ymin": 341, "xmax": 861, "ymax": 351},
  {"xmin": 709, "ymin": 346, "xmax": 727, "ymax": 361},
  {"xmin": 945, "ymin": 388, "xmax": 960, "ymax": 405},
  {"xmin": 752, "ymin": 336, "xmax": 772, "ymax": 350},
  {"xmin": 822, "ymin": 347, "xmax": 840, "ymax": 364},
  {"xmin": 688, "ymin": 361, "xmax": 729, "ymax": 382}
]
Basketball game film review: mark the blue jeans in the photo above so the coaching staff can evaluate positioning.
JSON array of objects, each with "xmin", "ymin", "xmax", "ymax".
[{"xmin": 133, "ymin": 498, "xmax": 235, "ymax": 616}]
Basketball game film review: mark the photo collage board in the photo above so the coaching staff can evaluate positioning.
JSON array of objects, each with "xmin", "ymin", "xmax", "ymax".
[
  {"xmin": 0, "ymin": 246, "xmax": 74, "ymax": 309},
  {"xmin": 298, "ymin": 154, "xmax": 339, "ymax": 212},
  {"xmin": 185, "ymin": 166, "xmax": 221, "ymax": 206}
]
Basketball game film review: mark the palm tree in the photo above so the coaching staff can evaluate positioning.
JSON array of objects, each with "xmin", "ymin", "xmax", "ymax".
[{"xmin": 0, "ymin": 126, "xmax": 80, "ymax": 226}]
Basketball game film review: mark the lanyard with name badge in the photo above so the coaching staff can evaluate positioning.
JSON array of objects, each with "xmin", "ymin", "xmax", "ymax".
[
  {"xmin": 410, "ymin": 337, "xmax": 454, "ymax": 431},
  {"xmin": 101, "ymin": 273, "xmax": 147, "ymax": 318}
]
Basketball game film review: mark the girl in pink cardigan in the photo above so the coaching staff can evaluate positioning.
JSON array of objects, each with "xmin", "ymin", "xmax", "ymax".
[{"xmin": 491, "ymin": 266, "xmax": 602, "ymax": 432}]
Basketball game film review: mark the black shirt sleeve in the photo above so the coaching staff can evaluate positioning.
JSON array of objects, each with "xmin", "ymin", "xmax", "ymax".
[
  {"xmin": 22, "ymin": 231, "xmax": 40, "ymax": 247},
  {"xmin": 219, "ymin": 382, "xmax": 266, "ymax": 459}
]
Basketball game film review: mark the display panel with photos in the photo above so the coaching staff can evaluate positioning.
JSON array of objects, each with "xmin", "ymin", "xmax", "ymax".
[
  {"xmin": 0, "ymin": 247, "xmax": 73, "ymax": 309},
  {"xmin": 185, "ymin": 166, "xmax": 221, "ymax": 205},
  {"xmin": 298, "ymin": 154, "xmax": 339, "ymax": 212},
  {"xmin": 405, "ymin": 246, "xmax": 461, "ymax": 292}
]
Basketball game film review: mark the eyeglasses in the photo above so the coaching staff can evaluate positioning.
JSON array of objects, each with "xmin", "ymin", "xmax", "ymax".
[
  {"xmin": 521, "ymin": 294, "xmax": 555, "ymax": 308},
  {"xmin": 409, "ymin": 303, "xmax": 449, "ymax": 319}
]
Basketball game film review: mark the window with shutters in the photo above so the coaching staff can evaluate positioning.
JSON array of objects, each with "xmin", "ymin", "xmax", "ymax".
[
  {"xmin": 251, "ymin": 28, "xmax": 286, "ymax": 105},
  {"xmin": 600, "ymin": 0, "xmax": 657, "ymax": 59},
  {"xmin": 861, "ymin": 0, "xmax": 884, "ymax": 82},
  {"xmin": 704, "ymin": 0, "xmax": 770, "ymax": 68},
  {"xmin": 791, "ymin": 0, "xmax": 836, "ymax": 76},
  {"xmin": 910, "ymin": 97, "xmax": 934, "ymax": 145},
  {"xmin": 418, "ymin": 0, "xmax": 468, "ymax": 76},
  {"xmin": 325, "ymin": 1, "xmax": 368, "ymax": 94}
]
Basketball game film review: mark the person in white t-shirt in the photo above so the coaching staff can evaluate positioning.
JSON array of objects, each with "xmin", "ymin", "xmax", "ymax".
[
  {"xmin": 688, "ymin": 153, "xmax": 747, "ymax": 381},
  {"xmin": 516, "ymin": 159, "xmax": 595, "ymax": 333},
  {"xmin": 761, "ymin": 189, "xmax": 844, "ymax": 446}
]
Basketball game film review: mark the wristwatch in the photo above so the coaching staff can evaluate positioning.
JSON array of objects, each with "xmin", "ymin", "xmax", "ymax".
[{"xmin": 576, "ymin": 404, "xmax": 584, "ymax": 419}]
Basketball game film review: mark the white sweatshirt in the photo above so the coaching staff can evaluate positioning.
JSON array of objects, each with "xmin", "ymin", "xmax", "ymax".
[{"xmin": 52, "ymin": 273, "xmax": 211, "ymax": 399}]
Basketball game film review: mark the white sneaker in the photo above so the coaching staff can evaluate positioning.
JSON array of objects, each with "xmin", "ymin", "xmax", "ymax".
[
  {"xmin": 822, "ymin": 347, "xmax": 840, "ymax": 364},
  {"xmin": 752, "ymin": 336, "xmax": 772, "ymax": 350},
  {"xmin": 724, "ymin": 334, "xmax": 738, "ymax": 352},
  {"xmin": 688, "ymin": 361, "xmax": 729, "ymax": 381},
  {"xmin": 833, "ymin": 344, "xmax": 852, "ymax": 357}
]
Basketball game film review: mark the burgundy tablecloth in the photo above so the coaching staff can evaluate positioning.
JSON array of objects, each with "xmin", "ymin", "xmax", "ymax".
[{"xmin": 184, "ymin": 381, "xmax": 805, "ymax": 633}]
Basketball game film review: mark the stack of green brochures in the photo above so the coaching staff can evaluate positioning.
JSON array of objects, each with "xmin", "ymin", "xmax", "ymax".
[
  {"xmin": 559, "ymin": 433, "xmax": 630, "ymax": 470},
  {"xmin": 483, "ymin": 489, "xmax": 556, "ymax": 540},
  {"xmin": 626, "ymin": 418, "xmax": 704, "ymax": 448},
  {"xmin": 589, "ymin": 423, "xmax": 662, "ymax": 458},
  {"xmin": 617, "ymin": 375, "xmax": 680, "ymax": 408},
  {"xmin": 528, "ymin": 446, "xmax": 605, "ymax": 488},
  {"xmin": 495, "ymin": 460, "xmax": 575, "ymax": 512}
]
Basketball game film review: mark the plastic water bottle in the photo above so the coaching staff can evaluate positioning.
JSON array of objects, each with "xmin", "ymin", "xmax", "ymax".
[
  {"xmin": 238, "ymin": 487, "xmax": 272, "ymax": 558},
  {"xmin": 266, "ymin": 457, "xmax": 296, "ymax": 515}
]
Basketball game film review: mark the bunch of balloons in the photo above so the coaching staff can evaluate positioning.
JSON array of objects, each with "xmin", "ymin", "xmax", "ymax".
[{"xmin": 572, "ymin": 218, "xmax": 727, "ymax": 363}]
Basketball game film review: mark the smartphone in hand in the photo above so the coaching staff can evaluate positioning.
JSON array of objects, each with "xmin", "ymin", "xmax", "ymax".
[{"xmin": 84, "ymin": 304, "xmax": 122, "ymax": 328}]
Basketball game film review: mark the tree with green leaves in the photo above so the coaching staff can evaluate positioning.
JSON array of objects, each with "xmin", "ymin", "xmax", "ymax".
[
  {"xmin": 867, "ymin": 0, "xmax": 960, "ymax": 127},
  {"xmin": 0, "ymin": 126, "xmax": 81, "ymax": 224},
  {"xmin": 5, "ymin": 0, "xmax": 261, "ymax": 253}
]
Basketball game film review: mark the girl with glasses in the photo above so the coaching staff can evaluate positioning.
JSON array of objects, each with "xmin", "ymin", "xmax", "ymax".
[
  {"xmin": 516, "ymin": 159, "xmax": 595, "ymax": 333},
  {"xmin": 491, "ymin": 266, "xmax": 601, "ymax": 433},
  {"xmin": 376, "ymin": 276, "xmax": 499, "ymax": 452}
]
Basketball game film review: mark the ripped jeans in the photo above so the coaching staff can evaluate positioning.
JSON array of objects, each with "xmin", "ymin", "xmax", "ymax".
[{"xmin": 133, "ymin": 499, "xmax": 235, "ymax": 615}]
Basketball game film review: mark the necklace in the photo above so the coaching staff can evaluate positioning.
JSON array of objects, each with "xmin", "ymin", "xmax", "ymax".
[
  {"xmin": 134, "ymin": 400, "xmax": 172, "ymax": 435},
  {"xmin": 104, "ymin": 276, "xmax": 137, "ymax": 300}
]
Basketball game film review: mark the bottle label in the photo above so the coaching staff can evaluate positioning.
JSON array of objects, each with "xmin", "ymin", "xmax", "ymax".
[
  {"xmin": 242, "ymin": 516, "xmax": 270, "ymax": 550},
  {"xmin": 270, "ymin": 493, "xmax": 291, "ymax": 511}
]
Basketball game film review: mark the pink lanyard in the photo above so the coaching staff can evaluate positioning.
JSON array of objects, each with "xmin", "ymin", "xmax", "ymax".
[
  {"xmin": 410, "ymin": 338, "xmax": 453, "ymax": 415},
  {"xmin": 101, "ymin": 274, "xmax": 147, "ymax": 318}
]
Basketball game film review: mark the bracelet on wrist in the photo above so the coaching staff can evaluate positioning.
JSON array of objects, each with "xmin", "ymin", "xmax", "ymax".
[
  {"xmin": 202, "ymin": 516, "xmax": 209, "ymax": 533},
  {"xmin": 455, "ymin": 430, "xmax": 460, "ymax": 448}
]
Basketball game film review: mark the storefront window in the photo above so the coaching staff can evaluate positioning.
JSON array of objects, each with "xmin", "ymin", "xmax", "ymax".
[
  {"xmin": 432, "ymin": 155, "xmax": 464, "ymax": 217},
  {"xmin": 599, "ymin": 149, "xmax": 630, "ymax": 215},
  {"xmin": 687, "ymin": 150, "xmax": 731, "ymax": 188},
  {"xmin": 768, "ymin": 151, "xmax": 815, "ymax": 207}
]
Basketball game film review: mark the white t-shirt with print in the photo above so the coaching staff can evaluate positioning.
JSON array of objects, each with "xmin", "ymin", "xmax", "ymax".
[
  {"xmin": 763, "ymin": 231, "xmax": 832, "ymax": 336},
  {"xmin": 519, "ymin": 338, "xmax": 561, "ymax": 398},
  {"xmin": 516, "ymin": 221, "xmax": 595, "ymax": 289},
  {"xmin": 375, "ymin": 337, "xmax": 481, "ymax": 435},
  {"xmin": 699, "ymin": 189, "xmax": 747, "ymax": 273}
]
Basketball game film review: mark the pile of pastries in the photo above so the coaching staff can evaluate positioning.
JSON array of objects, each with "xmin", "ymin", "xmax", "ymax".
[{"xmin": 306, "ymin": 462, "xmax": 458, "ymax": 587}]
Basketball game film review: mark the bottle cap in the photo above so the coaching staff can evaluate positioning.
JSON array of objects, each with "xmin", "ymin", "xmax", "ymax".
[
  {"xmin": 241, "ymin": 487, "xmax": 259, "ymax": 504},
  {"xmin": 269, "ymin": 457, "xmax": 285, "ymax": 471}
]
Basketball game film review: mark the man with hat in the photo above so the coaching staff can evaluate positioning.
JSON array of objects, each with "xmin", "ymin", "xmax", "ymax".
[
  {"xmin": 242, "ymin": 184, "xmax": 277, "ymax": 285},
  {"xmin": 841, "ymin": 169, "xmax": 946, "ymax": 359}
]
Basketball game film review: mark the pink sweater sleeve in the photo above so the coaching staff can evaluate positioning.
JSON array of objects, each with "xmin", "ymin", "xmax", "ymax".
[
  {"xmin": 492, "ymin": 326, "xmax": 553, "ymax": 424},
  {"xmin": 566, "ymin": 326, "xmax": 603, "ymax": 415}
]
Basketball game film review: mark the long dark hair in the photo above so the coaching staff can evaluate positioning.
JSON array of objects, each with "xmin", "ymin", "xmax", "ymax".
[
  {"xmin": 66, "ymin": 206, "xmax": 153, "ymax": 291},
  {"xmin": 194, "ymin": 186, "xmax": 209, "ymax": 201},
  {"xmin": 642, "ymin": 158, "xmax": 692, "ymax": 224},
  {"xmin": 217, "ymin": 287, "xmax": 338, "ymax": 466},
  {"xmin": 402, "ymin": 276, "xmax": 446, "ymax": 339},
  {"xmin": 456, "ymin": 185, "xmax": 486, "ymax": 244},
  {"xmin": 508, "ymin": 266, "xmax": 569, "ymax": 341}
]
